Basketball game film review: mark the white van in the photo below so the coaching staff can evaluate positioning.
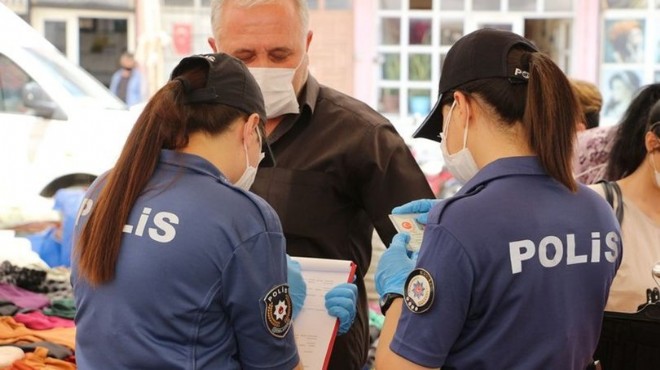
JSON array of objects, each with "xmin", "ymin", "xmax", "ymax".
[{"xmin": 0, "ymin": 4, "xmax": 139, "ymax": 228}]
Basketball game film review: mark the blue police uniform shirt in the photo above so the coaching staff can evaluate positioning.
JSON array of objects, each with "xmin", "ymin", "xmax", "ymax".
[
  {"xmin": 391, "ymin": 156, "xmax": 621, "ymax": 370},
  {"xmin": 72, "ymin": 150, "xmax": 299, "ymax": 370}
]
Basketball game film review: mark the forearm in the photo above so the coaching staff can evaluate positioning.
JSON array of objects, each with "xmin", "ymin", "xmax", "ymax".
[
  {"xmin": 375, "ymin": 298, "xmax": 403, "ymax": 369},
  {"xmin": 375, "ymin": 298, "xmax": 439, "ymax": 370}
]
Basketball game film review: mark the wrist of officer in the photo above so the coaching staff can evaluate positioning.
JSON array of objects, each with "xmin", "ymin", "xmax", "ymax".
[{"xmin": 379, "ymin": 292, "xmax": 403, "ymax": 315}]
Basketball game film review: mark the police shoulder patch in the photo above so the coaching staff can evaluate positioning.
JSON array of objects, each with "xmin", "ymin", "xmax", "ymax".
[
  {"xmin": 404, "ymin": 268, "xmax": 435, "ymax": 314},
  {"xmin": 263, "ymin": 284, "xmax": 293, "ymax": 338}
]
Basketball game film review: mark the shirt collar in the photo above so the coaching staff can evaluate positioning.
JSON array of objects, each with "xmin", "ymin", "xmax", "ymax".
[
  {"xmin": 457, "ymin": 156, "xmax": 546, "ymax": 195},
  {"xmin": 159, "ymin": 149, "xmax": 227, "ymax": 182},
  {"xmin": 299, "ymin": 74, "xmax": 319, "ymax": 115},
  {"xmin": 267, "ymin": 74, "xmax": 319, "ymax": 144}
]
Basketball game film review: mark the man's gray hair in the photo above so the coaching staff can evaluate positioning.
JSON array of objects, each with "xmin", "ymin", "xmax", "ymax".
[{"xmin": 210, "ymin": 0, "xmax": 309, "ymax": 37}]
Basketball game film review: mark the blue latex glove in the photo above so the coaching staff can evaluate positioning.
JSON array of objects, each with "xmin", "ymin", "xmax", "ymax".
[
  {"xmin": 286, "ymin": 255, "xmax": 306, "ymax": 320},
  {"xmin": 392, "ymin": 198, "xmax": 440, "ymax": 225},
  {"xmin": 325, "ymin": 282, "xmax": 358, "ymax": 335},
  {"xmin": 375, "ymin": 233, "xmax": 417, "ymax": 296}
]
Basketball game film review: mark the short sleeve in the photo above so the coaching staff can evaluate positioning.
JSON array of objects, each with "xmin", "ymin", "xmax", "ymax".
[
  {"xmin": 353, "ymin": 124, "xmax": 435, "ymax": 245},
  {"xmin": 221, "ymin": 231, "xmax": 299, "ymax": 370},
  {"xmin": 390, "ymin": 224, "xmax": 474, "ymax": 368}
]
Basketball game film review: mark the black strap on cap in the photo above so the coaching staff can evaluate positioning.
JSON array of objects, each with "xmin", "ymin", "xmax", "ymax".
[
  {"xmin": 508, "ymin": 52, "xmax": 531, "ymax": 85},
  {"xmin": 183, "ymin": 87, "xmax": 221, "ymax": 104}
]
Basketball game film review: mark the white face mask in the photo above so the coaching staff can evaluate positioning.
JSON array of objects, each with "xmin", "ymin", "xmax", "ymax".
[
  {"xmin": 234, "ymin": 127, "xmax": 265, "ymax": 191},
  {"xmin": 440, "ymin": 101, "xmax": 479, "ymax": 185},
  {"xmin": 248, "ymin": 57, "xmax": 303, "ymax": 119}
]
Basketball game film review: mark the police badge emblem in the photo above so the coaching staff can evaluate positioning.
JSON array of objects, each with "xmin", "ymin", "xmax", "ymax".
[
  {"xmin": 263, "ymin": 284, "xmax": 293, "ymax": 338},
  {"xmin": 404, "ymin": 268, "xmax": 435, "ymax": 313}
]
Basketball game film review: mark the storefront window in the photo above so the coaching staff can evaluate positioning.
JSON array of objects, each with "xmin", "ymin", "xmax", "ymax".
[
  {"xmin": 473, "ymin": 0, "xmax": 500, "ymax": 11},
  {"xmin": 440, "ymin": 20, "xmax": 463, "ymax": 45},
  {"xmin": 409, "ymin": 18, "xmax": 432, "ymax": 45},
  {"xmin": 509, "ymin": 0, "xmax": 535, "ymax": 11},
  {"xmin": 325, "ymin": 0, "xmax": 351, "ymax": 9},
  {"xmin": 380, "ymin": 17, "xmax": 401, "ymax": 45},
  {"xmin": 380, "ymin": 0, "xmax": 401, "ymax": 9},
  {"xmin": 381, "ymin": 53, "xmax": 401, "ymax": 80},
  {"xmin": 409, "ymin": 0, "xmax": 432, "ymax": 10},
  {"xmin": 162, "ymin": 0, "xmax": 194, "ymax": 6},
  {"xmin": 408, "ymin": 89, "xmax": 431, "ymax": 116},
  {"xmin": 603, "ymin": 0, "xmax": 647, "ymax": 9},
  {"xmin": 603, "ymin": 19, "xmax": 645, "ymax": 64},
  {"xmin": 379, "ymin": 88, "xmax": 400, "ymax": 113},
  {"xmin": 375, "ymin": 0, "xmax": 579, "ymax": 120},
  {"xmin": 600, "ymin": 3, "xmax": 659, "ymax": 125},
  {"xmin": 545, "ymin": 0, "xmax": 572, "ymax": 11},
  {"xmin": 44, "ymin": 21, "xmax": 66, "ymax": 54},
  {"xmin": 409, "ymin": 54, "xmax": 431, "ymax": 81},
  {"xmin": 439, "ymin": 0, "xmax": 463, "ymax": 10}
]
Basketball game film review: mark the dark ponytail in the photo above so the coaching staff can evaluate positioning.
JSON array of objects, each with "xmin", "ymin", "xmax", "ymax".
[
  {"xmin": 76, "ymin": 66, "xmax": 247, "ymax": 285},
  {"xmin": 442, "ymin": 47, "xmax": 579, "ymax": 192},
  {"xmin": 523, "ymin": 51, "xmax": 579, "ymax": 192}
]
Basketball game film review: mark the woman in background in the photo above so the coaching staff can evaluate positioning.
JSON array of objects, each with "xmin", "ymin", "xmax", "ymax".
[{"xmin": 591, "ymin": 84, "xmax": 660, "ymax": 312}]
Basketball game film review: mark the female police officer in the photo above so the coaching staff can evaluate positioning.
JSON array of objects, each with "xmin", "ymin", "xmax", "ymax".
[
  {"xmin": 375, "ymin": 29, "xmax": 622, "ymax": 370},
  {"xmin": 72, "ymin": 53, "xmax": 302, "ymax": 369}
]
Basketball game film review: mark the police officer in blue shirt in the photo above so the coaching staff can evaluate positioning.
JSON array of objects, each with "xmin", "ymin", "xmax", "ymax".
[
  {"xmin": 374, "ymin": 29, "xmax": 622, "ymax": 370},
  {"xmin": 71, "ymin": 53, "xmax": 304, "ymax": 369}
]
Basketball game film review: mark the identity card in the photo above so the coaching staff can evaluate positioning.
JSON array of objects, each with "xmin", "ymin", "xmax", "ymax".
[{"xmin": 388, "ymin": 213, "xmax": 425, "ymax": 252}]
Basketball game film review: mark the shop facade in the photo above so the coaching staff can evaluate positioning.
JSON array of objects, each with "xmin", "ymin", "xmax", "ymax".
[{"xmin": 10, "ymin": 0, "xmax": 660, "ymax": 128}]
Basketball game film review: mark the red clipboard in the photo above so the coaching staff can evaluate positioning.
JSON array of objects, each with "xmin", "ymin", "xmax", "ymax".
[{"xmin": 321, "ymin": 261, "xmax": 357, "ymax": 370}]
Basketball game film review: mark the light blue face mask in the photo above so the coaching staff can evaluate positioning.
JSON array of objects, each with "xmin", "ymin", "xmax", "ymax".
[{"xmin": 234, "ymin": 127, "xmax": 265, "ymax": 191}]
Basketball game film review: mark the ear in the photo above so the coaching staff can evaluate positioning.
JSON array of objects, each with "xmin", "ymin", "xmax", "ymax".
[
  {"xmin": 645, "ymin": 131, "xmax": 660, "ymax": 152},
  {"xmin": 452, "ymin": 91, "xmax": 472, "ymax": 127},
  {"xmin": 207, "ymin": 37, "xmax": 218, "ymax": 52},
  {"xmin": 242, "ymin": 113, "xmax": 261, "ymax": 143},
  {"xmin": 305, "ymin": 30, "xmax": 313, "ymax": 52}
]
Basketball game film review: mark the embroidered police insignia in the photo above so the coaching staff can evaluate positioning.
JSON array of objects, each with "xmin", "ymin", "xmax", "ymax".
[
  {"xmin": 263, "ymin": 284, "xmax": 293, "ymax": 338},
  {"xmin": 404, "ymin": 268, "xmax": 434, "ymax": 314}
]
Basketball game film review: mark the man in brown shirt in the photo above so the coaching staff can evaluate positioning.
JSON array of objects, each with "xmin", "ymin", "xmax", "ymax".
[{"xmin": 208, "ymin": 1, "xmax": 435, "ymax": 368}]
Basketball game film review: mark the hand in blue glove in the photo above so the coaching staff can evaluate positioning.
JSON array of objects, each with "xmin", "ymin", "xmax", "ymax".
[
  {"xmin": 325, "ymin": 282, "xmax": 358, "ymax": 335},
  {"xmin": 375, "ymin": 233, "xmax": 417, "ymax": 296},
  {"xmin": 392, "ymin": 198, "xmax": 440, "ymax": 225},
  {"xmin": 286, "ymin": 254, "xmax": 306, "ymax": 320}
]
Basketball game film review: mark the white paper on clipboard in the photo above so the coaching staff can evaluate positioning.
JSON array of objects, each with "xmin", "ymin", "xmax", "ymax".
[{"xmin": 290, "ymin": 256, "xmax": 357, "ymax": 370}]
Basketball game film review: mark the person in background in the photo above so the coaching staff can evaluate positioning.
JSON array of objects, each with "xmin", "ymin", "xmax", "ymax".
[
  {"xmin": 590, "ymin": 84, "xmax": 660, "ymax": 313},
  {"xmin": 571, "ymin": 79, "xmax": 603, "ymax": 131},
  {"xmin": 571, "ymin": 79, "xmax": 608, "ymax": 184},
  {"xmin": 109, "ymin": 51, "xmax": 145, "ymax": 107},
  {"xmin": 374, "ymin": 29, "xmax": 621, "ymax": 370},
  {"xmin": 207, "ymin": 1, "xmax": 435, "ymax": 368},
  {"xmin": 72, "ymin": 53, "xmax": 302, "ymax": 369},
  {"xmin": 574, "ymin": 83, "xmax": 657, "ymax": 185},
  {"xmin": 590, "ymin": 87, "xmax": 660, "ymax": 369}
]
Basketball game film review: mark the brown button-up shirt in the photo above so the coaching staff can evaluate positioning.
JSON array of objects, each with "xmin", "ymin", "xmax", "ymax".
[{"xmin": 252, "ymin": 75, "xmax": 434, "ymax": 369}]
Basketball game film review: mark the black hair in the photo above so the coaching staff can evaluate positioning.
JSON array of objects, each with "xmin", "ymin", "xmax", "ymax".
[
  {"xmin": 440, "ymin": 47, "xmax": 579, "ymax": 192},
  {"xmin": 605, "ymin": 83, "xmax": 660, "ymax": 180}
]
